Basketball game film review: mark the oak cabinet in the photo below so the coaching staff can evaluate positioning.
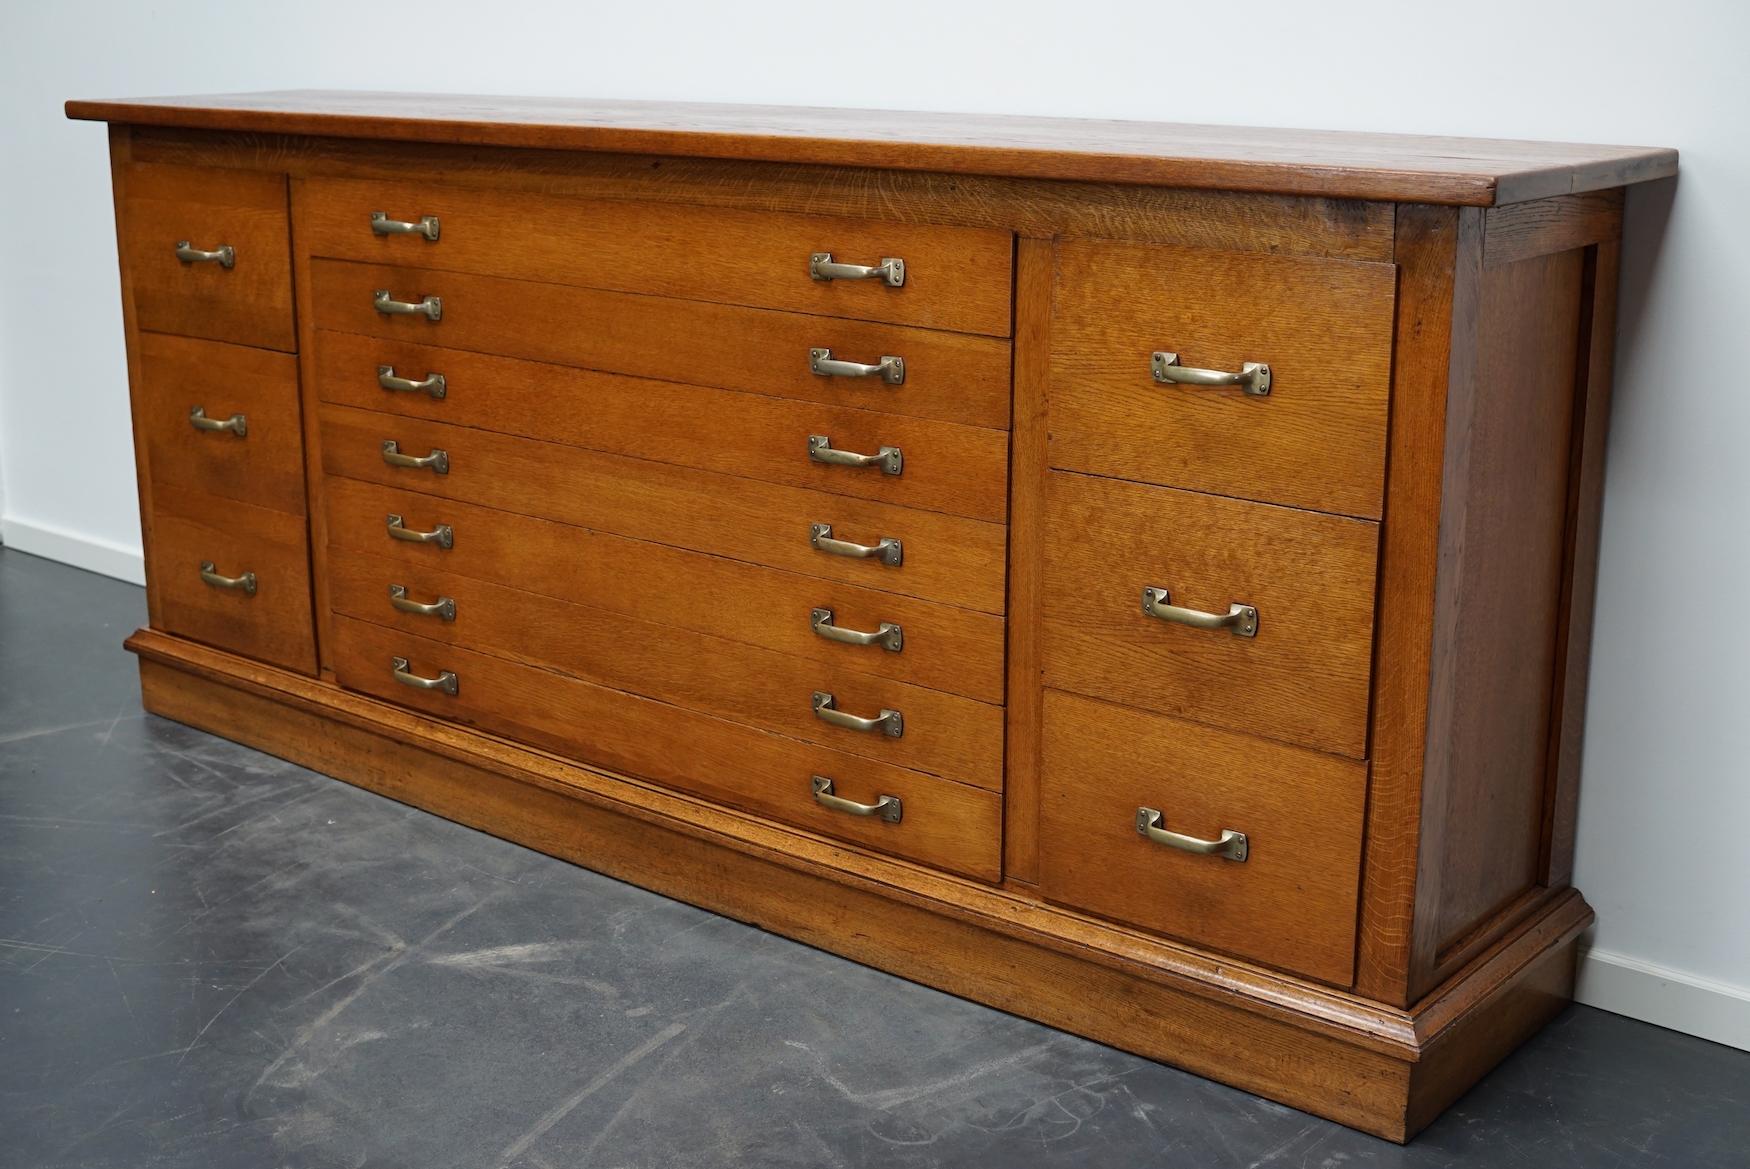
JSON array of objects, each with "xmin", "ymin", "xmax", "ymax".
[{"xmin": 71, "ymin": 90, "xmax": 1674, "ymax": 1141}]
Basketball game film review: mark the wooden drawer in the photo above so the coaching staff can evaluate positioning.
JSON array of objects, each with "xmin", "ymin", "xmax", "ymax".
[
  {"xmin": 146, "ymin": 483, "xmax": 315, "ymax": 674},
  {"xmin": 331, "ymin": 615, "xmax": 1001, "ymax": 881},
  {"xmin": 328, "ymin": 549, "xmax": 1003, "ymax": 788},
  {"xmin": 319, "ymin": 405, "xmax": 1007, "ymax": 614},
  {"xmin": 137, "ymin": 333, "xmax": 306, "ymax": 515},
  {"xmin": 119, "ymin": 163, "xmax": 295, "ymax": 352},
  {"xmin": 314, "ymin": 331, "xmax": 1007, "ymax": 523},
  {"xmin": 300, "ymin": 177, "xmax": 1014, "ymax": 337},
  {"xmin": 1043, "ymin": 472, "xmax": 1377, "ymax": 758},
  {"xmin": 308, "ymin": 259, "xmax": 1011, "ymax": 430},
  {"xmin": 1039, "ymin": 690, "xmax": 1366, "ymax": 986},
  {"xmin": 323, "ymin": 478, "xmax": 1006, "ymax": 704},
  {"xmin": 1049, "ymin": 240, "xmax": 1394, "ymax": 518}
]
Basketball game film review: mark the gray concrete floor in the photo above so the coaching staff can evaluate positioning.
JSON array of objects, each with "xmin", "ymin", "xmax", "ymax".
[{"xmin": 1, "ymin": 545, "xmax": 1747, "ymax": 1168}]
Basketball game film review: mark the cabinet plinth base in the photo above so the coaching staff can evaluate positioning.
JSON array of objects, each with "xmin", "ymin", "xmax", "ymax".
[{"xmin": 128, "ymin": 629, "xmax": 1589, "ymax": 1143}]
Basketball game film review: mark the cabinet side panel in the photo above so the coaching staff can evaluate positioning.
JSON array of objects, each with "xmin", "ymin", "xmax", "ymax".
[
  {"xmin": 108, "ymin": 126, "xmax": 160, "ymax": 622},
  {"xmin": 1425, "ymin": 249, "xmax": 1584, "ymax": 958},
  {"xmin": 1354, "ymin": 205, "xmax": 1469, "ymax": 1006},
  {"xmin": 1003, "ymin": 236, "xmax": 1051, "ymax": 886},
  {"xmin": 1542, "ymin": 240, "xmax": 1620, "ymax": 887}
]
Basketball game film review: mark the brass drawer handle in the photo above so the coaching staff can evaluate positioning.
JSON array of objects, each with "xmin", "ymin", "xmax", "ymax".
[
  {"xmin": 198, "ymin": 561, "xmax": 256, "ymax": 595},
  {"xmin": 385, "ymin": 513, "xmax": 453, "ymax": 548},
  {"xmin": 1141, "ymin": 587, "xmax": 1258, "ymax": 638},
  {"xmin": 808, "ymin": 252, "xmax": 905, "ymax": 286},
  {"xmin": 808, "ymin": 434, "xmax": 903, "ymax": 475},
  {"xmin": 810, "ymin": 607, "xmax": 903, "ymax": 653},
  {"xmin": 374, "ymin": 289, "xmax": 443, "ymax": 320},
  {"xmin": 174, "ymin": 240, "xmax": 234, "ymax": 268},
  {"xmin": 377, "ymin": 365, "xmax": 447, "ymax": 399},
  {"xmin": 189, "ymin": 406, "xmax": 247, "ymax": 437},
  {"xmin": 389, "ymin": 583, "xmax": 456, "ymax": 621},
  {"xmin": 370, "ymin": 211, "xmax": 441, "ymax": 241},
  {"xmin": 812, "ymin": 691, "xmax": 904, "ymax": 738},
  {"xmin": 810, "ymin": 523, "xmax": 902, "ymax": 566},
  {"xmin": 1136, "ymin": 807, "xmax": 1248, "ymax": 862},
  {"xmin": 391, "ymin": 655, "xmax": 458, "ymax": 695},
  {"xmin": 811, "ymin": 775, "xmax": 902, "ymax": 823},
  {"xmin": 809, "ymin": 348, "xmax": 905, "ymax": 385},
  {"xmin": 381, "ymin": 440, "xmax": 449, "ymax": 474},
  {"xmin": 1151, "ymin": 351, "xmax": 1272, "ymax": 397}
]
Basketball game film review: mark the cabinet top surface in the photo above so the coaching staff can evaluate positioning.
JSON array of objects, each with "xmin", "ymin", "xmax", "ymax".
[{"xmin": 67, "ymin": 90, "xmax": 1675, "ymax": 207}]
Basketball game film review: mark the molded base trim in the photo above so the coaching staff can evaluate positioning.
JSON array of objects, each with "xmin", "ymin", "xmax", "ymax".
[{"xmin": 127, "ymin": 629, "xmax": 1593, "ymax": 1142}]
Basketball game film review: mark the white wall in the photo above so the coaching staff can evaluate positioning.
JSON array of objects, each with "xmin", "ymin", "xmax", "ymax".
[{"xmin": 2, "ymin": 0, "xmax": 1745, "ymax": 1045}]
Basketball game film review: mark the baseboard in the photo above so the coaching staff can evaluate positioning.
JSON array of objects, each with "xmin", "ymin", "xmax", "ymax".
[
  {"xmin": 1576, "ymin": 945, "xmax": 1750, "ymax": 1051},
  {"xmin": 0, "ymin": 516, "xmax": 144, "ymax": 585}
]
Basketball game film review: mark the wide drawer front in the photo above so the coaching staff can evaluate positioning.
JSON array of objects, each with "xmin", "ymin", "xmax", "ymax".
[
  {"xmin": 1039, "ymin": 691, "xmax": 1366, "ymax": 986},
  {"xmin": 120, "ymin": 163, "xmax": 295, "ymax": 353},
  {"xmin": 1050, "ymin": 240, "xmax": 1394, "ymax": 519},
  {"xmin": 308, "ymin": 259, "xmax": 1012, "ymax": 430},
  {"xmin": 301, "ymin": 177, "xmax": 1015, "ymax": 337},
  {"xmin": 147, "ymin": 483, "xmax": 316, "ymax": 674},
  {"xmin": 332, "ymin": 615, "xmax": 1002, "ymax": 882},
  {"xmin": 1043, "ymin": 472, "xmax": 1378, "ymax": 759},
  {"xmin": 328, "ymin": 549, "xmax": 1003, "ymax": 788},
  {"xmin": 323, "ymin": 478, "xmax": 1006, "ymax": 704},
  {"xmin": 137, "ymin": 333, "xmax": 306, "ymax": 516},
  {"xmin": 315, "ymin": 331, "xmax": 1008, "ymax": 523},
  {"xmin": 320, "ymin": 405, "xmax": 1007, "ymax": 614}
]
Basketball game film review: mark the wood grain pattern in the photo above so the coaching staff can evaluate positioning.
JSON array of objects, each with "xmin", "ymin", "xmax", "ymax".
[
  {"xmin": 133, "ymin": 128, "xmax": 1397, "ymax": 262},
  {"xmin": 135, "ymin": 332, "xmax": 306, "ymax": 515},
  {"xmin": 300, "ymin": 175, "xmax": 1014, "ymax": 336},
  {"xmin": 1043, "ymin": 472, "xmax": 1379, "ymax": 759},
  {"xmin": 310, "ymin": 258, "xmax": 1012, "ymax": 430},
  {"xmin": 1352, "ymin": 205, "xmax": 1471, "ymax": 1006},
  {"xmin": 323, "ymin": 477, "xmax": 1005, "ymax": 704},
  {"xmin": 320, "ymin": 404, "xmax": 1008, "ymax": 614},
  {"xmin": 1424, "ymin": 248, "xmax": 1584, "ymax": 956},
  {"xmin": 327, "ymin": 548, "xmax": 1004, "ymax": 789},
  {"xmin": 1040, "ymin": 690, "xmax": 1367, "ymax": 986},
  {"xmin": 68, "ymin": 91, "xmax": 1678, "ymax": 205},
  {"xmin": 313, "ymin": 330, "xmax": 1009, "ymax": 523},
  {"xmin": 118, "ymin": 161, "xmax": 295, "ymax": 352},
  {"xmin": 1484, "ymin": 190, "xmax": 1623, "ymax": 268},
  {"xmin": 130, "ymin": 633, "xmax": 1597, "ymax": 1141},
  {"xmin": 146, "ymin": 482, "xmax": 316, "ymax": 674},
  {"xmin": 1003, "ymin": 236, "xmax": 1048, "ymax": 886},
  {"xmin": 1050, "ymin": 240, "xmax": 1394, "ymax": 518},
  {"xmin": 329, "ymin": 615, "xmax": 1002, "ymax": 881}
]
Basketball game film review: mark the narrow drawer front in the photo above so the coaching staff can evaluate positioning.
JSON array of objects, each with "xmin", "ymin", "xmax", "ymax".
[
  {"xmin": 146, "ymin": 483, "xmax": 315, "ymax": 674},
  {"xmin": 120, "ymin": 163, "xmax": 295, "ymax": 352},
  {"xmin": 320, "ymin": 405, "xmax": 1007, "ymax": 614},
  {"xmin": 1050, "ymin": 240, "xmax": 1394, "ymax": 518},
  {"xmin": 1043, "ymin": 472, "xmax": 1378, "ymax": 758},
  {"xmin": 308, "ymin": 259, "xmax": 1011, "ymax": 430},
  {"xmin": 324, "ymin": 478, "xmax": 1006, "ymax": 704},
  {"xmin": 137, "ymin": 333, "xmax": 306, "ymax": 515},
  {"xmin": 328, "ymin": 549, "xmax": 1004, "ymax": 789},
  {"xmin": 332, "ymin": 616, "xmax": 1002, "ymax": 882},
  {"xmin": 315, "ymin": 331, "xmax": 1008, "ymax": 523},
  {"xmin": 301, "ymin": 177, "xmax": 1015, "ymax": 337},
  {"xmin": 1040, "ymin": 690, "xmax": 1365, "ymax": 986}
]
